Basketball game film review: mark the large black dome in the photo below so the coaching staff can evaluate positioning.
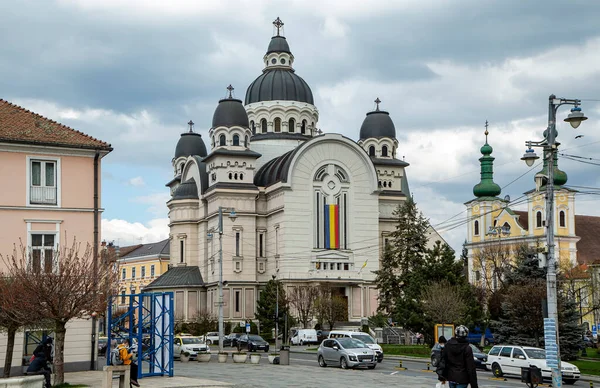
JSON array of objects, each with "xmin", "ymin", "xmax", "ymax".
[
  {"xmin": 174, "ymin": 132, "xmax": 207, "ymax": 158},
  {"xmin": 212, "ymin": 98, "xmax": 250, "ymax": 128},
  {"xmin": 267, "ymin": 36, "xmax": 291, "ymax": 54},
  {"xmin": 359, "ymin": 110, "xmax": 397, "ymax": 140},
  {"xmin": 245, "ymin": 69, "xmax": 314, "ymax": 105}
]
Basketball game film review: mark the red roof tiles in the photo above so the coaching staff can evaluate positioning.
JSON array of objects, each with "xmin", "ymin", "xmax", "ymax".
[{"xmin": 0, "ymin": 99, "xmax": 112, "ymax": 150}]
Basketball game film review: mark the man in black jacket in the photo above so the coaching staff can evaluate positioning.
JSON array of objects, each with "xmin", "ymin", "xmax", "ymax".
[
  {"xmin": 27, "ymin": 337, "xmax": 53, "ymax": 388},
  {"xmin": 440, "ymin": 326, "xmax": 478, "ymax": 388}
]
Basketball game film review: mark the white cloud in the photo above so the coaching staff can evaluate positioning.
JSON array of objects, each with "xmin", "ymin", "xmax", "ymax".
[
  {"xmin": 321, "ymin": 17, "xmax": 349, "ymax": 38},
  {"xmin": 102, "ymin": 218, "xmax": 169, "ymax": 247},
  {"xmin": 128, "ymin": 176, "xmax": 145, "ymax": 187}
]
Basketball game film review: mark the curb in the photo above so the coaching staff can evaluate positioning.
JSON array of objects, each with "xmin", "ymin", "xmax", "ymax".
[{"xmin": 289, "ymin": 349, "xmax": 600, "ymax": 382}]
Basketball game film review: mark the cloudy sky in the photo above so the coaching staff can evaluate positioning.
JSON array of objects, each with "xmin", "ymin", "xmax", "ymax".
[{"xmin": 3, "ymin": 0, "xmax": 600, "ymax": 252}]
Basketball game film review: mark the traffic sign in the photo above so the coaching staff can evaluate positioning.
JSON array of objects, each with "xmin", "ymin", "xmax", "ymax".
[{"xmin": 245, "ymin": 323, "xmax": 251, "ymax": 333}]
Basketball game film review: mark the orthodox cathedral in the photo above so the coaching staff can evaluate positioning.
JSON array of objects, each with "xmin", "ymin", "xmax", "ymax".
[{"xmin": 146, "ymin": 18, "xmax": 442, "ymax": 324}]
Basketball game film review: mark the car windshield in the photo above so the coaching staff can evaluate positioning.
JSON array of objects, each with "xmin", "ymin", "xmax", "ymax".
[
  {"xmin": 182, "ymin": 337, "xmax": 203, "ymax": 345},
  {"xmin": 248, "ymin": 335, "xmax": 264, "ymax": 341},
  {"xmin": 338, "ymin": 338, "xmax": 367, "ymax": 349},
  {"xmin": 469, "ymin": 344, "xmax": 481, "ymax": 353},
  {"xmin": 352, "ymin": 334, "xmax": 375, "ymax": 344},
  {"xmin": 524, "ymin": 349, "xmax": 546, "ymax": 359}
]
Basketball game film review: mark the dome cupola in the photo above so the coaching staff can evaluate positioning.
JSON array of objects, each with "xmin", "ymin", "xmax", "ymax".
[
  {"xmin": 212, "ymin": 86, "xmax": 250, "ymax": 129},
  {"xmin": 359, "ymin": 98, "xmax": 397, "ymax": 140},
  {"xmin": 174, "ymin": 120, "xmax": 207, "ymax": 159},
  {"xmin": 473, "ymin": 124, "xmax": 502, "ymax": 198}
]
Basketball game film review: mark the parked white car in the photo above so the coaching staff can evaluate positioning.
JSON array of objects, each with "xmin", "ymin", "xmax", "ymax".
[
  {"xmin": 291, "ymin": 329, "xmax": 318, "ymax": 346},
  {"xmin": 173, "ymin": 335, "xmax": 210, "ymax": 360},
  {"xmin": 203, "ymin": 332, "xmax": 220, "ymax": 345},
  {"xmin": 328, "ymin": 331, "xmax": 384, "ymax": 362},
  {"xmin": 486, "ymin": 345, "xmax": 580, "ymax": 385}
]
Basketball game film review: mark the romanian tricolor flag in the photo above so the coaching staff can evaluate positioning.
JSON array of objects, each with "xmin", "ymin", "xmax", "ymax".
[{"xmin": 324, "ymin": 204, "xmax": 340, "ymax": 249}]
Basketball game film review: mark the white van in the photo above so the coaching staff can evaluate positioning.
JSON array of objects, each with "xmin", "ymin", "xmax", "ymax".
[
  {"xmin": 328, "ymin": 331, "xmax": 383, "ymax": 362},
  {"xmin": 290, "ymin": 329, "xmax": 318, "ymax": 346}
]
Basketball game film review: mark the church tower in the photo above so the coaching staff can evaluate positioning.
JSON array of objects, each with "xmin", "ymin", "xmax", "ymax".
[{"xmin": 245, "ymin": 17, "xmax": 319, "ymax": 169}]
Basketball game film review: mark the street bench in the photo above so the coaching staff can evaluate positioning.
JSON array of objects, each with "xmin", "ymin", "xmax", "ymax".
[
  {"xmin": 102, "ymin": 365, "xmax": 130, "ymax": 388},
  {"xmin": 0, "ymin": 375, "xmax": 44, "ymax": 388}
]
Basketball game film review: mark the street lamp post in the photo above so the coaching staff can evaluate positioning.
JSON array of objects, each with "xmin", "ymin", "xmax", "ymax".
[
  {"xmin": 217, "ymin": 207, "xmax": 237, "ymax": 353},
  {"xmin": 521, "ymin": 94, "xmax": 587, "ymax": 388},
  {"xmin": 272, "ymin": 274, "xmax": 279, "ymax": 351}
]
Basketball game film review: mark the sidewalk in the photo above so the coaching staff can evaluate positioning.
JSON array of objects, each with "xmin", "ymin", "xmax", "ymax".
[{"xmin": 63, "ymin": 371, "xmax": 232, "ymax": 388}]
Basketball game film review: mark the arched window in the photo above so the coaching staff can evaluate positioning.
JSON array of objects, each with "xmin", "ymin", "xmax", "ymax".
[
  {"xmin": 536, "ymin": 211, "xmax": 543, "ymax": 228},
  {"xmin": 382, "ymin": 145, "xmax": 388, "ymax": 157},
  {"xmin": 244, "ymin": 136, "xmax": 249, "ymax": 147},
  {"xmin": 261, "ymin": 119, "xmax": 267, "ymax": 133},
  {"xmin": 274, "ymin": 117, "xmax": 281, "ymax": 132},
  {"xmin": 474, "ymin": 220, "xmax": 479, "ymax": 235},
  {"xmin": 250, "ymin": 121, "xmax": 255, "ymax": 135},
  {"xmin": 219, "ymin": 134, "xmax": 226, "ymax": 146},
  {"xmin": 179, "ymin": 163, "xmax": 184, "ymax": 174},
  {"xmin": 233, "ymin": 134, "xmax": 240, "ymax": 146},
  {"xmin": 378, "ymin": 181, "xmax": 382, "ymax": 188},
  {"xmin": 234, "ymin": 173, "xmax": 238, "ymax": 180},
  {"xmin": 559, "ymin": 211, "xmax": 566, "ymax": 227},
  {"xmin": 383, "ymin": 181, "xmax": 387, "ymax": 188},
  {"xmin": 288, "ymin": 118, "xmax": 295, "ymax": 133},
  {"xmin": 240, "ymin": 173, "xmax": 244, "ymax": 180},
  {"xmin": 314, "ymin": 164, "xmax": 350, "ymax": 250},
  {"xmin": 212, "ymin": 136, "xmax": 215, "ymax": 148},
  {"xmin": 228, "ymin": 173, "xmax": 232, "ymax": 180},
  {"xmin": 301, "ymin": 120, "xmax": 306, "ymax": 134},
  {"xmin": 369, "ymin": 146, "xmax": 375, "ymax": 157},
  {"xmin": 388, "ymin": 181, "xmax": 392, "ymax": 188}
]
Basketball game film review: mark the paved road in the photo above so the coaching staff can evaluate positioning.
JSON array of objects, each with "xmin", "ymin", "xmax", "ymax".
[{"xmin": 170, "ymin": 352, "xmax": 536, "ymax": 388}]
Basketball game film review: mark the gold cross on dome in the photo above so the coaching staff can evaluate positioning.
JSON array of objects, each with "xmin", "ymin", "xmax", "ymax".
[
  {"xmin": 188, "ymin": 120, "xmax": 194, "ymax": 132},
  {"xmin": 273, "ymin": 17, "xmax": 284, "ymax": 36},
  {"xmin": 227, "ymin": 84, "xmax": 234, "ymax": 98},
  {"xmin": 375, "ymin": 97, "xmax": 381, "ymax": 111}
]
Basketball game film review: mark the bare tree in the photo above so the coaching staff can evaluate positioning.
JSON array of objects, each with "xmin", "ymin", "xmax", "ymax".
[
  {"xmin": 3, "ymin": 238, "xmax": 119, "ymax": 384},
  {"xmin": 421, "ymin": 279, "xmax": 467, "ymax": 326},
  {"xmin": 315, "ymin": 284, "xmax": 347, "ymax": 330},
  {"xmin": 0, "ymin": 267, "xmax": 43, "ymax": 377},
  {"xmin": 288, "ymin": 285, "xmax": 319, "ymax": 329}
]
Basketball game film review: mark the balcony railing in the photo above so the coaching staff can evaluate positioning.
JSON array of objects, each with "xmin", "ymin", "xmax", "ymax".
[{"xmin": 30, "ymin": 186, "xmax": 57, "ymax": 205}]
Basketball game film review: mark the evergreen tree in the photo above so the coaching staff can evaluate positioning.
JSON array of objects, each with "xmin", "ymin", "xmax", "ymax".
[
  {"xmin": 255, "ymin": 280, "xmax": 288, "ymax": 333},
  {"xmin": 558, "ymin": 295, "xmax": 583, "ymax": 360}
]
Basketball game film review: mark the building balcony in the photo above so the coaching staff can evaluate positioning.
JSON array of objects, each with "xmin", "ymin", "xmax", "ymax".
[{"xmin": 30, "ymin": 186, "xmax": 57, "ymax": 205}]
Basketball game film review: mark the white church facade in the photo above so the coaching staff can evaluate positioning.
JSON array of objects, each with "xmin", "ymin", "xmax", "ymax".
[{"xmin": 146, "ymin": 19, "xmax": 439, "ymax": 325}]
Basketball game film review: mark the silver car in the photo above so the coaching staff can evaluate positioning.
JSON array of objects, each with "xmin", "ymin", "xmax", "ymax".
[{"xmin": 318, "ymin": 338, "xmax": 377, "ymax": 369}]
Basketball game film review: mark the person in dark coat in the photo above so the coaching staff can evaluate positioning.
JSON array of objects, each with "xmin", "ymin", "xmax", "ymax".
[
  {"xmin": 441, "ymin": 326, "xmax": 478, "ymax": 388},
  {"xmin": 27, "ymin": 337, "xmax": 53, "ymax": 388},
  {"xmin": 435, "ymin": 335, "xmax": 447, "ymax": 381}
]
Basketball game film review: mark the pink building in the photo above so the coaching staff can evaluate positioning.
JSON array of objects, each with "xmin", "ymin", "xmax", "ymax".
[{"xmin": 0, "ymin": 99, "xmax": 112, "ymax": 374}]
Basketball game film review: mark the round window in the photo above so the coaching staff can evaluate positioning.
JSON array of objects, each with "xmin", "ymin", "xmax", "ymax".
[
  {"xmin": 280, "ymin": 58, "xmax": 286, "ymax": 64},
  {"xmin": 271, "ymin": 58, "xmax": 277, "ymax": 64}
]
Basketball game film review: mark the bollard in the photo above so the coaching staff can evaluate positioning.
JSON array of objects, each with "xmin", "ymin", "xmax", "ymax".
[
  {"xmin": 427, "ymin": 362, "xmax": 430, "ymax": 371},
  {"xmin": 590, "ymin": 382, "xmax": 593, "ymax": 388},
  {"xmin": 399, "ymin": 360, "xmax": 403, "ymax": 369}
]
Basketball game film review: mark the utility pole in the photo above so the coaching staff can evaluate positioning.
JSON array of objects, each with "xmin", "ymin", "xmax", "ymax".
[{"xmin": 217, "ymin": 207, "xmax": 237, "ymax": 353}]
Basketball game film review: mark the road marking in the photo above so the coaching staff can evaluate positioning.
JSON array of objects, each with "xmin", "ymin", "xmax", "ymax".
[{"xmin": 390, "ymin": 371, "xmax": 399, "ymax": 375}]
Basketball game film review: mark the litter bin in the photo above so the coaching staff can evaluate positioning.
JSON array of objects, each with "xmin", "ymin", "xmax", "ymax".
[
  {"xmin": 521, "ymin": 365, "xmax": 542, "ymax": 388},
  {"xmin": 279, "ymin": 345, "xmax": 290, "ymax": 365}
]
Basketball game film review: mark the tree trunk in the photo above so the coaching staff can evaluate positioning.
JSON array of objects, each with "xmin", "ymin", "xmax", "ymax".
[
  {"xmin": 3, "ymin": 325, "xmax": 17, "ymax": 378},
  {"xmin": 54, "ymin": 322, "xmax": 67, "ymax": 385}
]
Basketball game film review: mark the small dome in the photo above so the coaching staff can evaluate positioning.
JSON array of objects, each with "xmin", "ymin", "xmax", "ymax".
[
  {"xmin": 173, "ymin": 179, "xmax": 198, "ymax": 200},
  {"xmin": 359, "ymin": 110, "xmax": 396, "ymax": 140},
  {"xmin": 174, "ymin": 132, "xmax": 207, "ymax": 159},
  {"xmin": 480, "ymin": 143, "xmax": 493, "ymax": 155},
  {"xmin": 212, "ymin": 98, "xmax": 249, "ymax": 128},
  {"xmin": 245, "ymin": 69, "xmax": 314, "ymax": 105},
  {"xmin": 267, "ymin": 36, "xmax": 291, "ymax": 54}
]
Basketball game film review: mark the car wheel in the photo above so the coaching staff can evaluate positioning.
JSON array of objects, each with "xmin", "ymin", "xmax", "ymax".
[
  {"xmin": 564, "ymin": 379, "xmax": 576, "ymax": 385},
  {"xmin": 207, "ymin": 340, "xmax": 212, "ymax": 345},
  {"xmin": 340, "ymin": 357, "xmax": 349, "ymax": 370},
  {"xmin": 368, "ymin": 365, "xmax": 376, "ymax": 370},
  {"xmin": 492, "ymin": 363, "xmax": 503, "ymax": 377},
  {"xmin": 264, "ymin": 348, "xmax": 269, "ymax": 353},
  {"xmin": 318, "ymin": 355, "xmax": 327, "ymax": 367},
  {"xmin": 431, "ymin": 355, "xmax": 438, "ymax": 367}
]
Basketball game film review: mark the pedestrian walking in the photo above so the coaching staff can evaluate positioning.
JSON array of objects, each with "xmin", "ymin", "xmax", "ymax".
[
  {"xmin": 416, "ymin": 332, "xmax": 423, "ymax": 345},
  {"xmin": 439, "ymin": 326, "xmax": 478, "ymax": 388}
]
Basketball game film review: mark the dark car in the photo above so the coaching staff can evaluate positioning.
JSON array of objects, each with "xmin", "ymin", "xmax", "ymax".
[
  {"xmin": 237, "ymin": 334, "xmax": 270, "ymax": 352},
  {"xmin": 431, "ymin": 343, "xmax": 487, "ymax": 370},
  {"xmin": 316, "ymin": 330, "xmax": 330, "ymax": 344},
  {"xmin": 224, "ymin": 333, "xmax": 243, "ymax": 347},
  {"xmin": 98, "ymin": 337, "xmax": 108, "ymax": 357},
  {"xmin": 583, "ymin": 336, "xmax": 594, "ymax": 348}
]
